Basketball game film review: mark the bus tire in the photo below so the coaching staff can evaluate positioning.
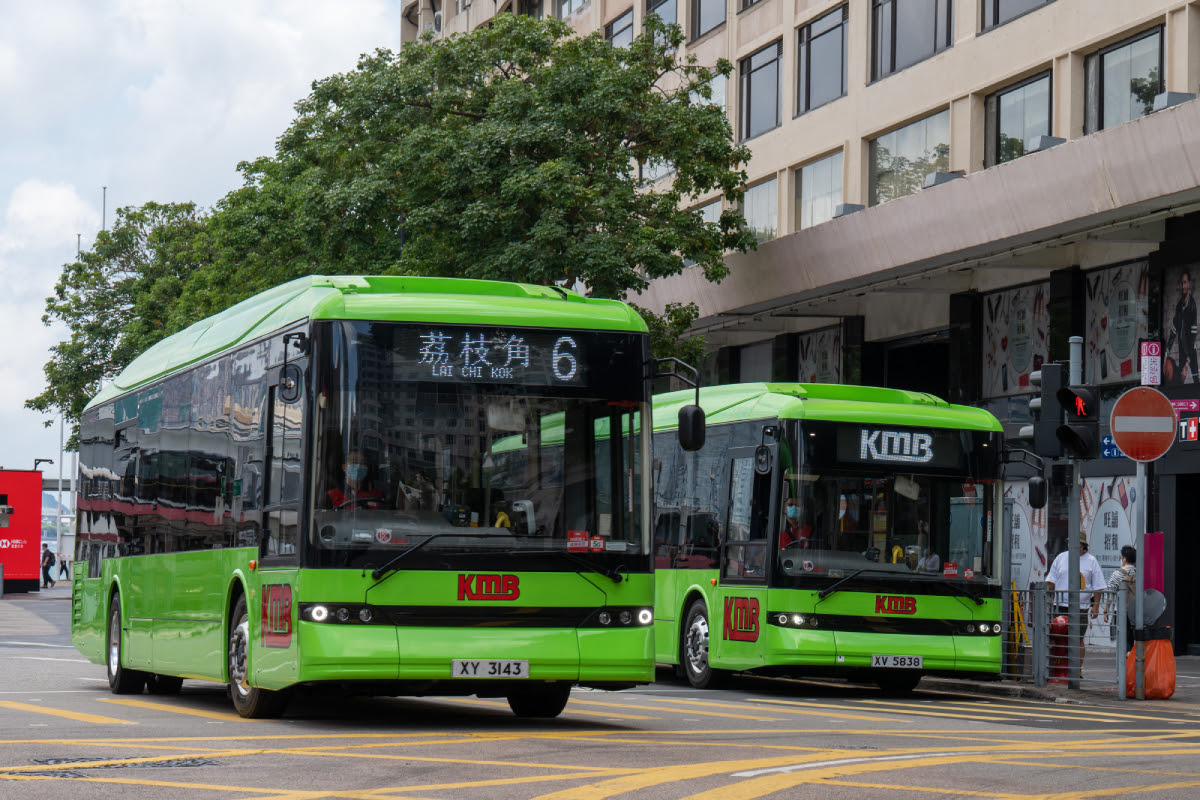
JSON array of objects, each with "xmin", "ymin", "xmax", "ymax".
[
  {"xmin": 146, "ymin": 674, "xmax": 184, "ymax": 695},
  {"xmin": 228, "ymin": 595, "xmax": 289, "ymax": 718},
  {"xmin": 107, "ymin": 593, "xmax": 147, "ymax": 694},
  {"xmin": 506, "ymin": 684, "xmax": 571, "ymax": 718},
  {"xmin": 875, "ymin": 673, "xmax": 922, "ymax": 694},
  {"xmin": 682, "ymin": 599, "xmax": 729, "ymax": 690}
]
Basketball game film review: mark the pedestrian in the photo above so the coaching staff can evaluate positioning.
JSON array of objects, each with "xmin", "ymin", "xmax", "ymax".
[
  {"xmin": 58, "ymin": 553, "xmax": 69, "ymax": 580},
  {"xmin": 1103, "ymin": 545, "xmax": 1137, "ymax": 651},
  {"xmin": 1045, "ymin": 537, "xmax": 1107, "ymax": 668},
  {"xmin": 40, "ymin": 544, "xmax": 56, "ymax": 589}
]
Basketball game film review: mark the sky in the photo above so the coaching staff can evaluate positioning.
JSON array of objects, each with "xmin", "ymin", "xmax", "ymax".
[{"xmin": 0, "ymin": 0, "xmax": 401, "ymax": 481}]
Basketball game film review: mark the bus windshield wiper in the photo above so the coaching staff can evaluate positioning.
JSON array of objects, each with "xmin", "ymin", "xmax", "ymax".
[
  {"xmin": 816, "ymin": 568, "xmax": 916, "ymax": 600},
  {"xmin": 817, "ymin": 569, "xmax": 867, "ymax": 600},
  {"xmin": 943, "ymin": 579, "xmax": 984, "ymax": 605},
  {"xmin": 816, "ymin": 568, "xmax": 985, "ymax": 605},
  {"xmin": 518, "ymin": 550, "xmax": 625, "ymax": 584},
  {"xmin": 371, "ymin": 532, "xmax": 505, "ymax": 580}
]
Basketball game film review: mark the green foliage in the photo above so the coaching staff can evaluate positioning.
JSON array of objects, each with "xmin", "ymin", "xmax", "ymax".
[
  {"xmin": 634, "ymin": 301, "xmax": 706, "ymax": 367},
  {"xmin": 26, "ymin": 203, "xmax": 207, "ymax": 446},
  {"xmin": 35, "ymin": 15, "xmax": 751, "ymax": 430}
]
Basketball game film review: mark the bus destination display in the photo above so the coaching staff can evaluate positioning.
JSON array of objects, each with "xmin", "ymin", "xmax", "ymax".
[{"xmin": 395, "ymin": 326, "xmax": 586, "ymax": 386}]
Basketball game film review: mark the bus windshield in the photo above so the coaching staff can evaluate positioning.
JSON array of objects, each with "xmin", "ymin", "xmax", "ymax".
[
  {"xmin": 310, "ymin": 321, "xmax": 648, "ymax": 569},
  {"xmin": 774, "ymin": 420, "xmax": 991, "ymax": 584}
]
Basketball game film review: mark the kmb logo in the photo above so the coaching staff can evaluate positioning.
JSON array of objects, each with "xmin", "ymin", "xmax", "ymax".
[
  {"xmin": 875, "ymin": 595, "xmax": 918, "ymax": 615},
  {"xmin": 261, "ymin": 584, "xmax": 292, "ymax": 647},
  {"xmin": 723, "ymin": 596, "xmax": 760, "ymax": 642},
  {"xmin": 458, "ymin": 574, "xmax": 521, "ymax": 601}
]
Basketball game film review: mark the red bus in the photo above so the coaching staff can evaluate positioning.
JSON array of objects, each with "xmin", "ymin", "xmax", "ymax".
[{"xmin": 0, "ymin": 470, "xmax": 45, "ymax": 593}]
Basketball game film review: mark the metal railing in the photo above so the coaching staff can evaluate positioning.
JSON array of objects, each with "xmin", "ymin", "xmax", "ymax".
[{"xmin": 1002, "ymin": 583, "xmax": 1127, "ymax": 698}]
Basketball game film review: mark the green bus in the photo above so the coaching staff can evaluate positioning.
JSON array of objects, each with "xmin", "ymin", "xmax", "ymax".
[
  {"xmin": 72, "ymin": 275, "xmax": 667, "ymax": 718},
  {"xmin": 651, "ymin": 382, "xmax": 1010, "ymax": 693}
]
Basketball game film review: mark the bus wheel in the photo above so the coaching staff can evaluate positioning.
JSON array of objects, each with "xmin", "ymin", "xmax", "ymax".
[
  {"xmin": 107, "ymin": 593, "xmax": 146, "ymax": 694},
  {"xmin": 875, "ymin": 673, "xmax": 922, "ymax": 695},
  {"xmin": 228, "ymin": 595, "xmax": 289, "ymax": 718},
  {"xmin": 506, "ymin": 684, "xmax": 571, "ymax": 718},
  {"xmin": 146, "ymin": 674, "xmax": 184, "ymax": 695},
  {"xmin": 682, "ymin": 600, "xmax": 729, "ymax": 690}
]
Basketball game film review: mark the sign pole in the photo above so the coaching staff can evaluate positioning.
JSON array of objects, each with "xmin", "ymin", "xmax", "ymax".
[{"xmin": 1135, "ymin": 459, "xmax": 1146, "ymax": 700}]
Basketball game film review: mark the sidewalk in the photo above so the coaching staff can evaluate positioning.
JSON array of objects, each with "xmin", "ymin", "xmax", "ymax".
[{"xmin": 922, "ymin": 651, "xmax": 1200, "ymax": 710}]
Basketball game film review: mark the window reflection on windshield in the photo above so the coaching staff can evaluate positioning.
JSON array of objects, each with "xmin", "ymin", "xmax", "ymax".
[
  {"xmin": 310, "ymin": 322, "xmax": 646, "ymax": 561},
  {"xmin": 777, "ymin": 470, "xmax": 987, "ymax": 581}
]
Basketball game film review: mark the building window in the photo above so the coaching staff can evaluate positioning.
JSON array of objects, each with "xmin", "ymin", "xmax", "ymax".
[
  {"xmin": 869, "ymin": 109, "xmax": 949, "ymax": 205},
  {"xmin": 871, "ymin": 0, "xmax": 953, "ymax": 81},
  {"xmin": 742, "ymin": 178, "xmax": 778, "ymax": 243},
  {"xmin": 557, "ymin": 0, "xmax": 587, "ymax": 18},
  {"xmin": 518, "ymin": 0, "xmax": 543, "ymax": 17},
  {"xmin": 606, "ymin": 9, "xmax": 634, "ymax": 47},
  {"xmin": 981, "ymin": 0, "xmax": 1053, "ymax": 31},
  {"xmin": 798, "ymin": 5, "xmax": 847, "ymax": 114},
  {"xmin": 1085, "ymin": 26, "xmax": 1163, "ymax": 134},
  {"xmin": 647, "ymin": 0, "xmax": 676, "ymax": 26},
  {"xmin": 641, "ymin": 158, "xmax": 675, "ymax": 183},
  {"xmin": 740, "ymin": 41, "xmax": 782, "ymax": 140},
  {"xmin": 693, "ymin": 0, "xmax": 724, "ymax": 38},
  {"xmin": 684, "ymin": 200, "xmax": 723, "ymax": 266},
  {"xmin": 691, "ymin": 73, "xmax": 727, "ymax": 111},
  {"xmin": 797, "ymin": 151, "xmax": 844, "ymax": 229},
  {"xmin": 985, "ymin": 72, "xmax": 1050, "ymax": 167}
]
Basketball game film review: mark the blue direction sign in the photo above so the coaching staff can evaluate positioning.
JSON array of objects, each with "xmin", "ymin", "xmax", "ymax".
[{"xmin": 1101, "ymin": 435, "xmax": 1128, "ymax": 459}]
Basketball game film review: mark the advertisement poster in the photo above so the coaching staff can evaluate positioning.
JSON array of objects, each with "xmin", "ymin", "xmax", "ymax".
[
  {"xmin": 796, "ymin": 326, "xmax": 841, "ymax": 384},
  {"xmin": 1085, "ymin": 263, "xmax": 1148, "ymax": 385},
  {"xmin": 983, "ymin": 283, "xmax": 1050, "ymax": 398},
  {"xmin": 1007, "ymin": 480, "xmax": 1048, "ymax": 592},
  {"xmin": 1081, "ymin": 475, "xmax": 1138, "ymax": 646},
  {"xmin": 1161, "ymin": 262, "xmax": 1200, "ymax": 385}
]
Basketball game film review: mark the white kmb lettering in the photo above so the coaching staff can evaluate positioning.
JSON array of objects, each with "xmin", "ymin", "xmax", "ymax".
[{"xmin": 860, "ymin": 430, "xmax": 934, "ymax": 463}]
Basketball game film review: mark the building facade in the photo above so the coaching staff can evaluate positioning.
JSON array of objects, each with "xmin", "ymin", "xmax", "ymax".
[{"xmin": 403, "ymin": 0, "xmax": 1200, "ymax": 655}]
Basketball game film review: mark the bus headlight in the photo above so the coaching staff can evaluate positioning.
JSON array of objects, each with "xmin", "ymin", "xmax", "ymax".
[
  {"xmin": 598, "ymin": 611, "xmax": 612, "ymax": 626},
  {"xmin": 637, "ymin": 609, "xmax": 653, "ymax": 625},
  {"xmin": 618, "ymin": 610, "xmax": 633, "ymax": 625},
  {"xmin": 359, "ymin": 608, "xmax": 374, "ymax": 623},
  {"xmin": 309, "ymin": 605, "xmax": 329, "ymax": 622},
  {"xmin": 335, "ymin": 607, "xmax": 351, "ymax": 622}
]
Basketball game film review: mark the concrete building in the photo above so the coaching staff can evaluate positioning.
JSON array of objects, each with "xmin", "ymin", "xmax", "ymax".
[{"xmin": 402, "ymin": 0, "xmax": 1200, "ymax": 654}]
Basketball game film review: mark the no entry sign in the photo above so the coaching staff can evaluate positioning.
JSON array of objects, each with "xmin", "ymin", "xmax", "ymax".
[{"xmin": 1110, "ymin": 387, "xmax": 1176, "ymax": 462}]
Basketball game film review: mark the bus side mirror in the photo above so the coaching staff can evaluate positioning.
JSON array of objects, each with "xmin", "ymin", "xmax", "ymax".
[
  {"xmin": 678, "ymin": 405, "xmax": 706, "ymax": 452},
  {"xmin": 1028, "ymin": 476, "xmax": 1047, "ymax": 509}
]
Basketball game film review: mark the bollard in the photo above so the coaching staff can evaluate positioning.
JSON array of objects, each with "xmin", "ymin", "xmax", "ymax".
[{"xmin": 1049, "ymin": 614, "xmax": 1069, "ymax": 684}]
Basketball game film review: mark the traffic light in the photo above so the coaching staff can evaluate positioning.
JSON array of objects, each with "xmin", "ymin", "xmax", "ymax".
[
  {"xmin": 1018, "ymin": 363, "xmax": 1064, "ymax": 458},
  {"xmin": 1056, "ymin": 384, "xmax": 1100, "ymax": 459}
]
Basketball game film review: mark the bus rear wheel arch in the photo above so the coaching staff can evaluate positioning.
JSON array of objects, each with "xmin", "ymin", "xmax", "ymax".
[
  {"xmin": 227, "ymin": 593, "xmax": 289, "ymax": 718},
  {"xmin": 681, "ymin": 598, "xmax": 730, "ymax": 690},
  {"xmin": 107, "ymin": 591, "xmax": 147, "ymax": 694}
]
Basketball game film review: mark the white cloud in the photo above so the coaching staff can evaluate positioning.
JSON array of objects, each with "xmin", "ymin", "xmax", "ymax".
[{"xmin": 0, "ymin": 0, "xmax": 400, "ymax": 473}]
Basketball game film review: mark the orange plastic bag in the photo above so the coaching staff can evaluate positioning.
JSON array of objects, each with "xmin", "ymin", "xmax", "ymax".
[{"xmin": 1125, "ymin": 639, "xmax": 1177, "ymax": 699}]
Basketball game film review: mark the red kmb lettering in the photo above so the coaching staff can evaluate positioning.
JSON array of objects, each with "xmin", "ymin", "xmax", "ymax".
[
  {"xmin": 457, "ymin": 573, "xmax": 521, "ymax": 601},
  {"xmin": 722, "ymin": 596, "xmax": 760, "ymax": 642},
  {"xmin": 874, "ymin": 595, "xmax": 917, "ymax": 615}
]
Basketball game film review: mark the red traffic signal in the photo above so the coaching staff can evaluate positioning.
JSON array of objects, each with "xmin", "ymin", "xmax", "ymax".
[{"xmin": 1055, "ymin": 385, "xmax": 1099, "ymax": 458}]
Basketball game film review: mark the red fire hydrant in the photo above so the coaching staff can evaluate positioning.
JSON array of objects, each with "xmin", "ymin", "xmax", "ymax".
[{"xmin": 1049, "ymin": 614, "xmax": 1069, "ymax": 684}]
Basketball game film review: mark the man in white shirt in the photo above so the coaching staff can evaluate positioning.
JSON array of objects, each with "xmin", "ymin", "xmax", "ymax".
[{"xmin": 1045, "ymin": 538, "xmax": 1107, "ymax": 661}]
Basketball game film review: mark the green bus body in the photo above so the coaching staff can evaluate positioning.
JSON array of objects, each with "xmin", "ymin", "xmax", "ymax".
[
  {"xmin": 651, "ymin": 383, "xmax": 1005, "ymax": 692},
  {"xmin": 73, "ymin": 276, "xmax": 656, "ymax": 718}
]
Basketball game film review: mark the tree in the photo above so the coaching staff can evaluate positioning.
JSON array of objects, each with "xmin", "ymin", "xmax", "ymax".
[
  {"xmin": 35, "ymin": 16, "xmax": 752, "ymax": 428},
  {"xmin": 178, "ymin": 13, "xmax": 754, "ymax": 309},
  {"xmin": 26, "ymin": 202, "xmax": 208, "ymax": 444}
]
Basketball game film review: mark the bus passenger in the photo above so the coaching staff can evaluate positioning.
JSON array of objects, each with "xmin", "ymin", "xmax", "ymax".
[
  {"xmin": 779, "ymin": 497, "xmax": 811, "ymax": 549},
  {"xmin": 916, "ymin": 523, "xmax": 941, "ymax": 573},
  {"xmin": 328, "ymin": 451, "xmax": 387, "ymax": 510}
]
